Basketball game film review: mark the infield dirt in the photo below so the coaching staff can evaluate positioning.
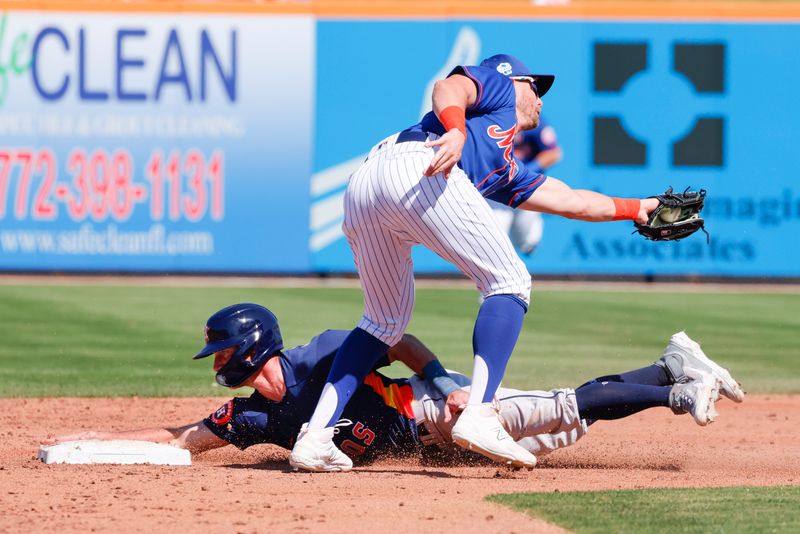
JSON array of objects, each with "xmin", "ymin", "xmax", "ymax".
[{"xmin": 2, "ymin": 395, "xmax": 798, "ymax": 533}]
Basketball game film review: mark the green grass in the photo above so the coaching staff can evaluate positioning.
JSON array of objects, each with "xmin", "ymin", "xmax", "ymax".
[
  {"xmin": 0, "ymin": 283, "xmax": 798, "ymax": 396},
  {"xmin": 489, "ymin": 486, "xmax": 800, "ymax": 533}
]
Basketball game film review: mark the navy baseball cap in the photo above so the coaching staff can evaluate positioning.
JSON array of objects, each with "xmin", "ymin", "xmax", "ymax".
[{"xmin": 479, "ymin": 54, "xmax": 555, "ymax": 97}]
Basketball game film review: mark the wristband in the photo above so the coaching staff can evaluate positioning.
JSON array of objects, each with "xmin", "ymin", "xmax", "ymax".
[
  {"xmin": 422, "ymin": 360, "xmax": 461, "ymax": 397},
  {"xmin": 612, "ymin": 197, "xmax": 641, "ymax": 221},
  {"xmin": 438, "ymin": 106, "xmax": 467, "ymax": 138}
]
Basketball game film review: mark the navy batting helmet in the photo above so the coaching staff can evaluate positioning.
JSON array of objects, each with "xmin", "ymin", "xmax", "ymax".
[{"xmin": 193, "ymin": 303, "xmax": 283, "ymax": 387}]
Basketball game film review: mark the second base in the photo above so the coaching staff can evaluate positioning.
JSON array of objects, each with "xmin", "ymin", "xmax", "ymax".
[{"xmin": 38, "ymin": 440, "xmax": 192, "ymax": 465}]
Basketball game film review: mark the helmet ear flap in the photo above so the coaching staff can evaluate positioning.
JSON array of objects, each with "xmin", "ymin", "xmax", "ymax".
[
  {"xmin": 215, "ymin": 333, "xmax": 260, "ymax": 387},
  {"xmin": 195, "ymin": 303, "xmax": 284, "ymax": 388}
]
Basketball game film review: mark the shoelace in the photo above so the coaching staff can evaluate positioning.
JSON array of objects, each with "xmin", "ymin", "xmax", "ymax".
[
  {"xmin": 676, "ymin": 390, "xmax": 693, "ymax": 411},
  {"xmin": 325, "ymin": 419, "xmax": 354, "ymax": 460},
  {"xmin": 669, "ymin": 384, "xmax": 690, "ymax": 414}
]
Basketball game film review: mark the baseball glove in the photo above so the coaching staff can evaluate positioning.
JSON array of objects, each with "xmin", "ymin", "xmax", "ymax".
[{"xmin": 634, "ymin": 187, "xmax": 708, "ymax": 242}]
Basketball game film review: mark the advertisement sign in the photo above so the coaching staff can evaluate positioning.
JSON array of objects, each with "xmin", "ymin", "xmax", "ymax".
[
  {"xmin": 2, "ymin": 7, "xmax": 798, "ymax": 277},
  {"xmin": 0, "ymin": 11, "xmax": 315, "ymax": 271}
]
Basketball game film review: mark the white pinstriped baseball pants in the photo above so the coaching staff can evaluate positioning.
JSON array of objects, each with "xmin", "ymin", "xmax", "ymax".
[{"xmin": 344, "ymin": 132, "xmax": 532, "ymax": 346}]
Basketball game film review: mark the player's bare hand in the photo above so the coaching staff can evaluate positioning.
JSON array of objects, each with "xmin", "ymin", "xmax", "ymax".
[
  {"xmin": 424, "ymin": 129, "xmax": 465, "ymax": 179},
  {"xmin": 442, "ymin": 389, "xmax": 469, "ymax": 423},
  {"xmin": 41, "ymin": 430, "xmax": 102, "ymax": 445},
  {"xmin": 637, "ymin": 197, "xmax": 660, "ymax": 225}
]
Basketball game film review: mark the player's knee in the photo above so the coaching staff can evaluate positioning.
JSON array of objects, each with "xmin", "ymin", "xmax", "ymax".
[
  {"xmin": 475, "ymin": 257, "xmax": 531, "ymax": 305},
  {"xmin": 357, "ymin": 315, "xmax": 410, "ymax": 347},
  {"xmin": 481, "ymin": 280, "xmax": 531, "ymax": 308},
  {"xmin": 513, "ymin": 262, "xmax": 532, "ymax": 305},
  {"xmin": 522, "ymin": 275, "xmax": 533, "ymax": 304}
]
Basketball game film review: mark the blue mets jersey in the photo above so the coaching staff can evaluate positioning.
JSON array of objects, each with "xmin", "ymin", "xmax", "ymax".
[
  {"xmin": 409, "ymin": 65, "xmax": 546, "ymax": 208},
  {"xmin": 203, "ymin": 330, "xmax": 419, "ymax": 463}
]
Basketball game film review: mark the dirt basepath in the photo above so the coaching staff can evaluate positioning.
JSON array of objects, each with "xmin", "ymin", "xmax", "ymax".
[{"xmin": 1, "ymin": 396, "xmax": 797, "ymax": 533}]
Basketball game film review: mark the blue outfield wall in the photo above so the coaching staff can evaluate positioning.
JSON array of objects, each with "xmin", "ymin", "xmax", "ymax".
[
  {"xmin": 1, "ymin": 12, "xmax": 799, "ymax": 276},
  {"xmin": 311, "ymin": 20, "xmax": 800, "ymax": 277}
]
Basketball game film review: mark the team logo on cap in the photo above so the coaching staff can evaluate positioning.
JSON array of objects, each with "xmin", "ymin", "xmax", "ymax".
[{"xmin": 496, "ymin": 62, "xmax": 513, "ymax": 76}]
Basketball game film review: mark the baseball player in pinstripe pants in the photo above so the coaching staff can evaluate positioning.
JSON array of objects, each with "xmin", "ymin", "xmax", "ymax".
[{"xmin": 289, "ymin": 54, "xmax": 660, "ymax": 471}]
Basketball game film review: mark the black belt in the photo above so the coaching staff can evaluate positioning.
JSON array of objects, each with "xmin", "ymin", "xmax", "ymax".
[{"xmin": 396, "ymin": 130, "xmax": 429, "ymax": 144}]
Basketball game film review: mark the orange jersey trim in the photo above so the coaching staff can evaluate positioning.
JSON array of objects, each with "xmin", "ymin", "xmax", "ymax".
[{"xmin": 362, "ymin": 373, "xmax": 416, "ymax": 420}]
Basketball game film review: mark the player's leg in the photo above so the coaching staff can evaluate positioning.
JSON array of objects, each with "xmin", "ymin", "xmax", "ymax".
[
  {"xmin": 494, "ymin": 386, "xmax": 588, "ymax": 457},
  {"xmin": 575, "ymin": 378, "xmax": 719, "ymax": 427},
  {"xmin": 495, "ymin": 379, "xmax": 718, "ymax": 461},
  {"xmin": 608, "ymin": 364, "xmax": 671, "ymax": 386},
  {"xmin": 572, "ymin": 363, "xmax": 671, "ymax": 394},
  {"xmin": 575, "ymin": 352, "xmax": 726, "ymax": 427},
  {"xmin": 307, "ymin": 226, "xmax": 414, "ymax": 426},
  {"xmin": 586, "ymin": 333, "xmax": 743, "ymax": 402},
  {"xmin": 485, "ymin": 335, "xmax": 739, "ymax": 459},
  {"xmin": 389, "ymin": 160, "xmax": 535, "ymax": 467},
  {"xmin": 575, "ymin": 379, "xmax": 670, "ymax": 420},
  {"xmin": 290, "ymin": 154, "xmax": 416, "ymax": 472},
  {"xmin": 572, "ymin": 346, "xmax": 713, "ymax": 425},
  {"xmin": 394, "ymin": 164, "xmax": 531, "ymax": 404}
]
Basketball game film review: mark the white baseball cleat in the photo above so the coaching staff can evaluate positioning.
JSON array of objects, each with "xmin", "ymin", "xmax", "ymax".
[
  {"xmin": 669, "ymin": 372, "xmax": 720, "ymax": 426},
  {"xmin": 288, "ymin": 424, "xmax": 353, "ymax": 472},
  {"xmin": 658, "ymin": 331, "xmax": 745, "ymax": 403},
  {"xmin": 450, "ymin": 403, "xmax": 537, "ymax": 469}
]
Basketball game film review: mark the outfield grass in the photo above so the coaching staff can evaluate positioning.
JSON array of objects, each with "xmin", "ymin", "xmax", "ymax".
[
  {"xmin": 0, "ymin": 283, "xmax": 798, "ymax": 396},
  {"xmin": 488, "ymin": 486, "xmax": 800, "ymax": 533}
]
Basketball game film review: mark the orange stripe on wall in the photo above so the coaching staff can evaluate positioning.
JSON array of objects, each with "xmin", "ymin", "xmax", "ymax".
[{"xmin": 3, "ymin": 0, "xmax": 800, "ymax": 21}]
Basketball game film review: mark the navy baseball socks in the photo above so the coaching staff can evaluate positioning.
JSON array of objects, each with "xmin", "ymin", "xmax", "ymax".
[
  {"xmin": 576, "ymin": 381, "xmax": 671, "ymax": 420},
  {"xmin": 574, "ymin": 378, "xmax": 720, "ymax": 426},
  {"xmin": 290, "ymin": 327, "xmax": 388, "ymax": 471},
  {"xmin": 574, "ymin": 331, "xmax": 741, "ymax": 427},
  {"xmin": 451, "ymin": 294, "xmax": 537, "ymax": 469},
  {"xmin": 469, "ymin": 294, "xmax": 527, "ymax": 403}
]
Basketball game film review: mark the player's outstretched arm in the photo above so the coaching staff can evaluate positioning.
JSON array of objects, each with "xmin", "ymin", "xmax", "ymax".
[
  {"xmin": 41, "ymin": 421, "xmax": 228, "ymax": 454},
  {"xmin": 520, "ymin": 176, "xmax": 658, "ymax": 223}
]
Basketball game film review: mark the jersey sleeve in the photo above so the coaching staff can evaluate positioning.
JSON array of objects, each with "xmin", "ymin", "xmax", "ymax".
[
  {"xmin": 282, "ymin": 329, "xmax": 350, "ymax": 387},
  {"xmin": 294, "ymin": 329, "xmax": 388, "ymax": 370},
  {"xmin": 310, "ymin": 329, "xmax": 351, "ymax": 353},
  {"xmin": 202, "ymin": 394, "xmax": 275, "ymax": 450},
  {"xmin": 487, "ymin": 163, "xmax": 548, "ymax": 208},
  {"xmin": 448, "ymin": 65, "xmax": 516, "ymax": 116}
]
